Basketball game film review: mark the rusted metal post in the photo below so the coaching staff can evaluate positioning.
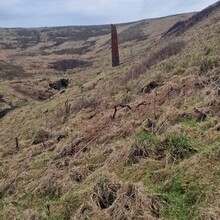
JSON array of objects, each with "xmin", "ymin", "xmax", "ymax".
[{"xmin": 111, "ymin": 24, "xmax": 120, "ymax": 67}]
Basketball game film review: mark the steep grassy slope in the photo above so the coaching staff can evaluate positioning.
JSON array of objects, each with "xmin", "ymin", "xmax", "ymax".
[{"xmin": 0, "ymin": 2, "xmax": 219, "ymax": 220}]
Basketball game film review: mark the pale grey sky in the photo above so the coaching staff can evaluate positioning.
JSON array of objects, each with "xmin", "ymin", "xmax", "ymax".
[{"xmin": 0, "ymin": 0, "xmax": 218, "ymax": 27}]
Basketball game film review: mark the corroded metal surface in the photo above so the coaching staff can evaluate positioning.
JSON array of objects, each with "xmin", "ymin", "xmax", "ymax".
[{"xmin": 111, "ymin": 24, "xmax": 120, "ymax": 67}]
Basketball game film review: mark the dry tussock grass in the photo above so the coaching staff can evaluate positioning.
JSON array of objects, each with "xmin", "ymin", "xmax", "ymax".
[
  {"xmin": 105, "ymin": 145, "xmax": 130, "ymax": 167},
  {"xmin": 35, "ymin": 172, "xmax": 63, "ymax": 198},
  {"xmin": 74, "ymin": 178, "xmax": 160, "ymax": 220},
  {"xmin": 71, "ymin": 96, "xmax": 101, "ymax": 113},
  {"xmin": 22, "ymin": 209, "xmax": 44, "ymax": 220},
  {"xmin": 108, "ymin": 183, "xmax": 160, "ymax": 219},
  {"xmin": 127, "ymin": 140, "xmax": 164, "ymax": 164},
  {"xmin": 0, "ymin": 61, "xmax": 27, "ymax": 80},
  {"xmin": 152, "ymin": 107, "xmax": 178, "ymax": 134},
  {"xmin": 54, "ymin": 136, "xmax": 91, "ymax": 159},
  {"xmin": 0, "ymin": 205, "xmax": 19, "ymax": 220},
  {"xmin": 12, "ymin": 81, "xmax": 54, "ymax": 101},
  {"xmin": 50, "ymin": 59, "xmax": 93, "ymax": 71},
  {"xmin": 199, "ymin": 187, "xmax": 220, "ymax": 220},
  {"xmin": 69, "ymin": 165, "xmax": 98, "ymax": 183},
  {"xmin": 120, "ymin": 41, "xmax": 185, "ymax": 84},
  {"xmin": 0, "ymin": 176, "xmax": 17, "ymax": 198}
]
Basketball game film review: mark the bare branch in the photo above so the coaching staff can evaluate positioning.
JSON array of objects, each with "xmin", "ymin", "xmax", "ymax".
[
  {"xmin": 112, "ymin": 104, "xmax": 132, "ymax": 119},
  {"xmin": 136, "ymin": 101, "xmax": 148, "ymax": 109}
]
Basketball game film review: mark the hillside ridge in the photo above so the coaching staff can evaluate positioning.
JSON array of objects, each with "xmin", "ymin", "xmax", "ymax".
[{"xmin": 163, "ymin": 0, "xmax": 220, "ymax": 36}]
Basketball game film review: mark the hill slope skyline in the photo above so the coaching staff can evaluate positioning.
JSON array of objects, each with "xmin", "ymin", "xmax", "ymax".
[{"xmin": 0, "ymin": 0, "xmax": 218, "ymax": 27}]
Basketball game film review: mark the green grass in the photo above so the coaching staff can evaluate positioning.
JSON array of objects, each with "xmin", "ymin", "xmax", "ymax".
[
  {"xmin": 179, "ymin": 119, "xmax": 197, "ymax": 128},
  {"xmin": 168, "ymin": 135, "xmax": 190, "ymax": 149},
  {"xmin": 137, "ymin": 129, "xmax": 159, "ymax": 144},
  {"xmin": 47, "ymin": 215, "xmax": 66, "ymax": 220},
  {"xmin": 154, "ymin": 71, "xmax": 165, "ymax": 82},
  {"xmin": 16, "ymin": 192, "xmax": 35, "ymax": 211},
  {"xmin": 0, "ymin": 197, "xmax": 6, "ymax": 211},
  {"xmin": 167, "ymin": 135, "xmax": 196, "ymax": 159},
  {"xmin": 200, "ymin": 55, "xmax": 219, "ymax": 73},
  {"xmin": 31, "ymin": 157, "xmax": 48, "ymax": 169},
  {"xmin": 19, "ymin": 192, "xmax": 34, "ymax": 203},
  {"xmin": 59, "ymin": 192, "xmax": 85, "ymax": 220},
  {"xmin": 162, "ymin": 177, "xmax": 204, "ymax": 220},
  {"xmin": 122, "ymin": 92, "xmax": 132, "ymax": 104},
  {"xmin": 162, "ymin": 60, "xmax": 175, "ymax": 73}
]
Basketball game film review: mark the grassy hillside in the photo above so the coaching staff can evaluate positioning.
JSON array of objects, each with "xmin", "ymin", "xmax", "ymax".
[{"xmin": 0, "ymin": 2, "xmax": 219, "ymax": 219}]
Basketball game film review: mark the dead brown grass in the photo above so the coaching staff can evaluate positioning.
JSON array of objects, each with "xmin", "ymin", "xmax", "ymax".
[{"xmin": 74, "ymin": 178, "xmax": 160, "ymax": 220}]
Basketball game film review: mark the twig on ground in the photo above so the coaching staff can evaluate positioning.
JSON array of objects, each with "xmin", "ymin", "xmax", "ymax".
[{"xmin": 112, "ymin": 104, "xmax": 132, "ymax": 119}]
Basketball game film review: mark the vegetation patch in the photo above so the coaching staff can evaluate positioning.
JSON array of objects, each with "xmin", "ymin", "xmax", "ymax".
[
  {"xmin": 92, "ymin": 179, "xmax": 120, "ymax": 209},
  {"xmin": 72, "ymin": 96, "xmax": 100, "ymax": 113},
  {"xmin": 35, "ymin": 174, "xmax": 62, "ymax": 199},
  {"xmin": 49, "ymin": 79, "xmax": 69, "ymax": 90},
  {"xmin": 53, "ymin": 45, "xmax": 93, "ymax": 55},
  {"xmin": 162, "ymin": 177, "xmax": 204, "ymax": 219},
  {"xmin": 118, "ymin": 22, "xmax": 148, "ymax": 43},
  {"xmin": 108, "ymin": 183, "xmax": 160, "ymax": 219},
  {"xmin": 121, "ymin": 41, "xmax": 185, "ymax": 83},
  {"xmin": 128, "ymin": 140, "xmax": 165, "ymax": 164},
  {"xmin": 12, "ymin": 83, "xmax": 54, "ymax": 101},
  {"xmin": 138, "ymin": 129, "xmax": 159, "ymax": 144},
  {"xmin": 60, "ymin": 192, "xmax": 86, "ymax": 219},
  {"xmin": 0, "ymin": 106, "xmax": 18, "ymax": 119},
  {"xmin": 163, "ymin": 1, "xmax": 220, "ymax": 36},
  {"xmin": 50, "ymin": 59, "xmax": 92, "ymax": 71},
  {"xmin": 165, "ymin": 135, "xmax": 198, "ymax": 160},
  {"xmin": 0, "ymin": 62, "xmax": 27, "ymax": 80},
  {"xmin": 69, "ymin": 165, "xmax": 97, "ymax": 183},
  {"xmin": 200, "ymin": 55, "xmax": 219, "ymax": 74},
  {"xmin": 32, "ymin": 129, "xmax": 51, "ymax": 145},
  {"xmin": 140, "ymin": 80, "xmax": 163, "ymax": 93},
  {"xmin": 146, "ymin": 41, "xmax": 186, "ymax": 69}
]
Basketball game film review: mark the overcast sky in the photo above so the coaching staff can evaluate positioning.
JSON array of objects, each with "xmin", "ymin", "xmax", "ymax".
[{"xmin": 0, "ymin": 0, "xmax": 218, "ymax": 27}]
